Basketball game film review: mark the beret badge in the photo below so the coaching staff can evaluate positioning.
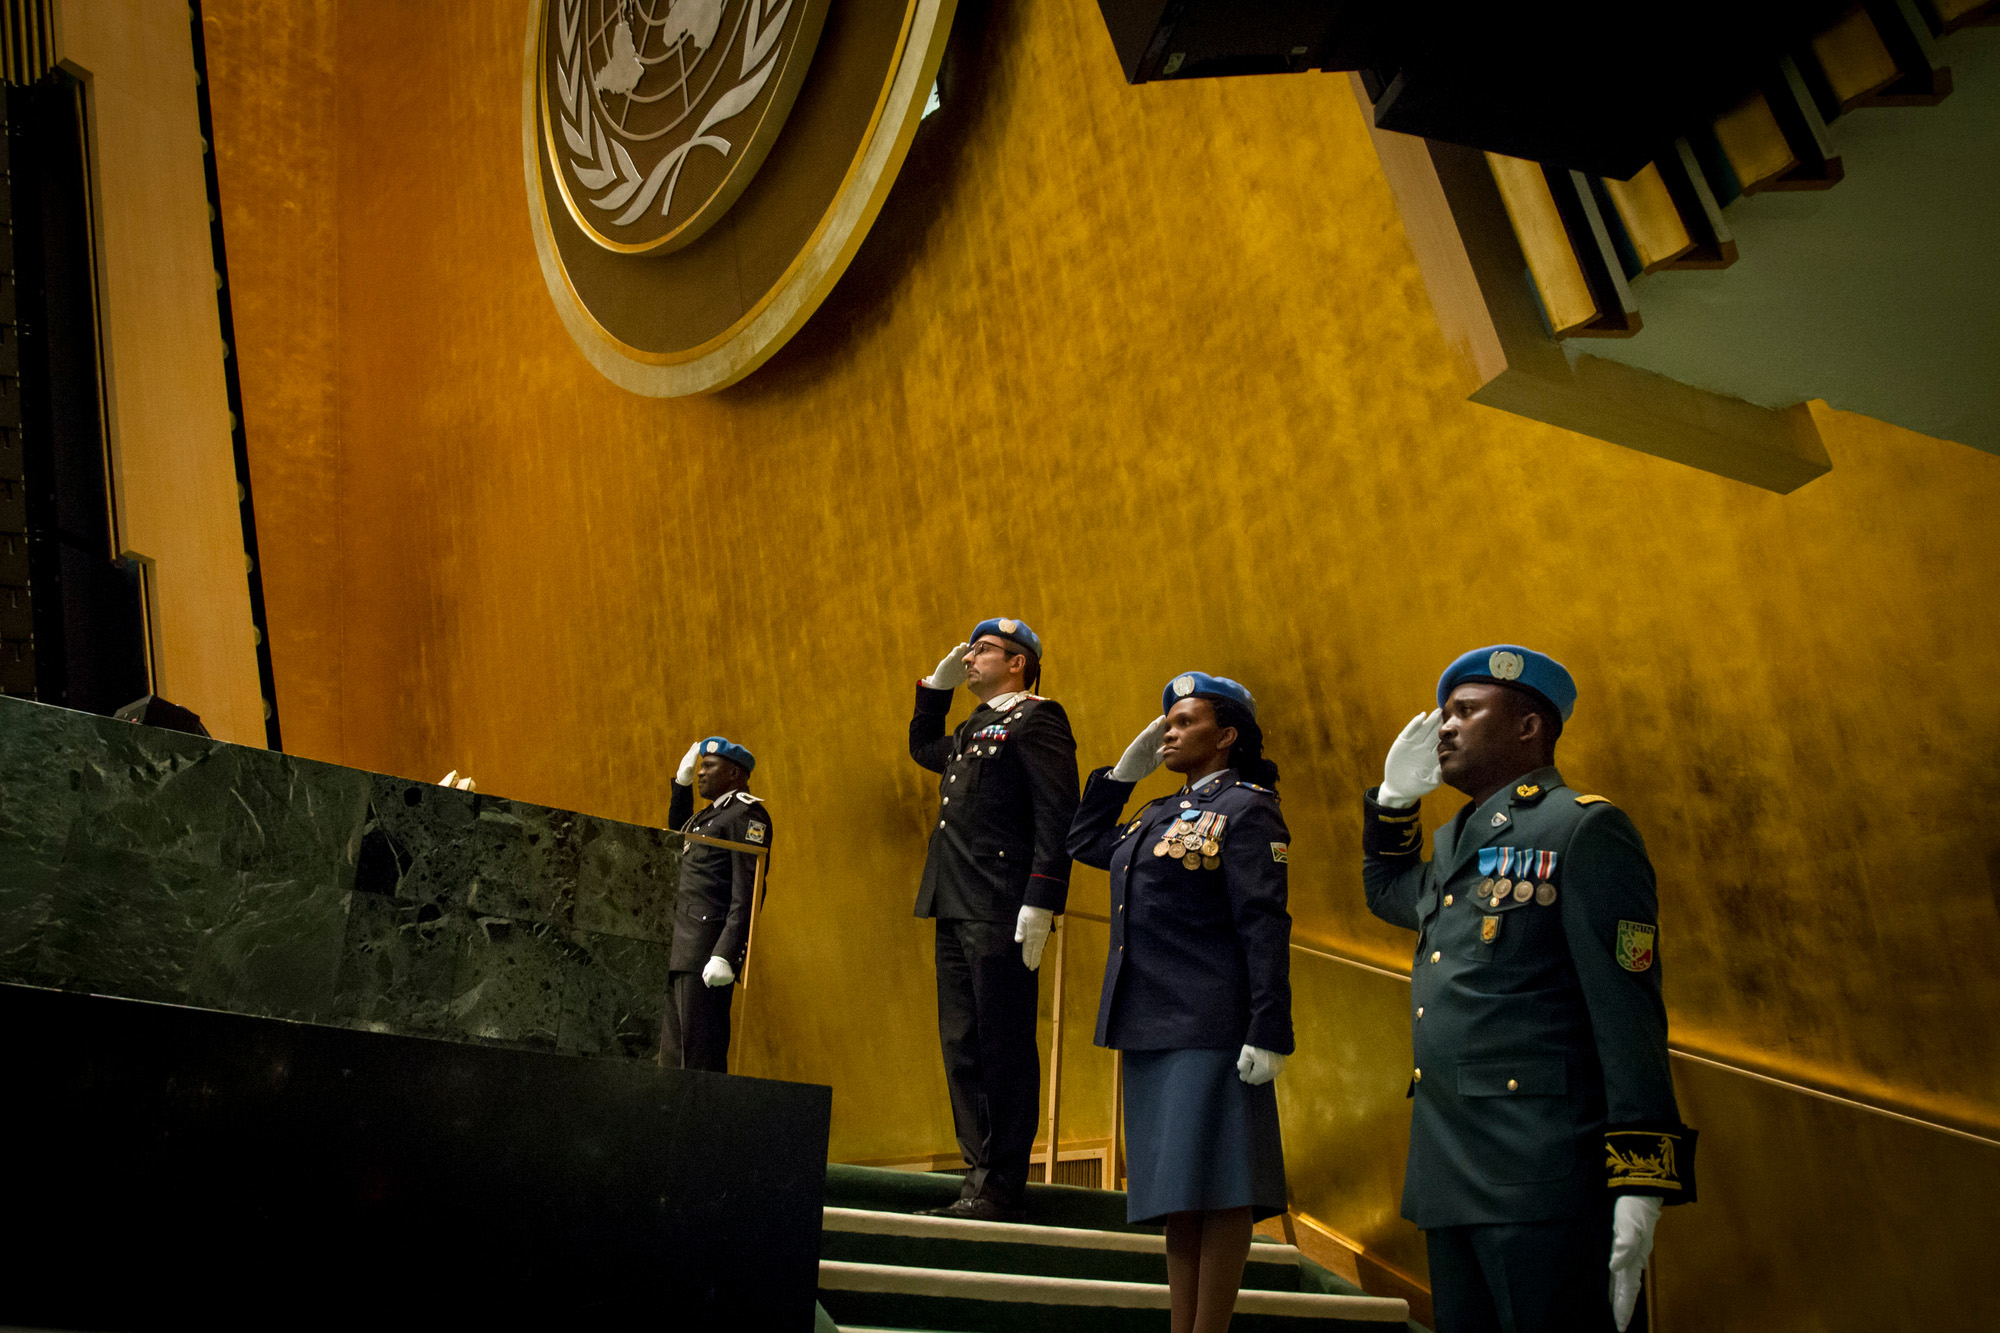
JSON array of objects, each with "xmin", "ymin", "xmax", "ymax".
[
  {"xmin": 1172, "ymin": 674, "xmax": 1196, "ymax": 698},
  {"xmin": 998, "ymin": 618, "xmax": 1019, "ymax": 634},
  {"xmin": 1488, "ymin": 650, "xmax": 1525, "ymax": 681},
  {"xmin": 704, "ymin": 741, "xmax": 720, "ymax": 754}
]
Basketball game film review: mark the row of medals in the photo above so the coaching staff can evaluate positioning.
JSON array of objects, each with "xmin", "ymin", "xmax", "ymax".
[
  {"xmin": 1479, "ymin": 876, "xmax": 1559, "ymax": 906},
  {"xmin": 1153, "ymin": 811, "xmax": 1227, "ymax": 870}
]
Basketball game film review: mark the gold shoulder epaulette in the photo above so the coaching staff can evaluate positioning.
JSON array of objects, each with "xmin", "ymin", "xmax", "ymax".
[{"xmin": 1575, "ymin": 794, "xmax": 1613, "ymax": 806}]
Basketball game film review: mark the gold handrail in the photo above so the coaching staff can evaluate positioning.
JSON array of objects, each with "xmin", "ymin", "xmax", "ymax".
[{"xmin": 1048, "ymin": 910, "xmax": 2000, "ymax": 1158}]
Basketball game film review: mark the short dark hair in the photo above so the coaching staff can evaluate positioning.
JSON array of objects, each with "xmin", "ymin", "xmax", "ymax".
[
  {"xmin": 1498, "ymin": 684, "xmax": 1562, "ymax": 750},
  {"xmin": 994, "ymin": 638, "xmax": 1041, "ymax": 692}
]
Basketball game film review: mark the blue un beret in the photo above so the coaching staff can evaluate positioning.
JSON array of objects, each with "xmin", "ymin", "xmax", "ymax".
[
  {"xmin": 697, "ymin": 736, "xmax": 756, "ymax": 773},
  {"xmin": 1436, "ymin": 646, "xmax": 1577, "ymax": 723},
  {"xmin": 970, "ymin": 617, "xmax": 1043, "ymax": 660},
  {"xmin": 1162, "ymin": 671, "xmax": 1257, "ymax": 720}
]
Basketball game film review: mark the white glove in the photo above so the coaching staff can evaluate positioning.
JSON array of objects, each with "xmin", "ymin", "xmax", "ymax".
[
  {"xmin": 675, "ymin": 740, "xmax": 702, "ymax": 786},
  {"xmin": 701, "ymin": 955, "xmax": 735, "ymax": 988},
  {"xmin": 924, "ymin": 642, "xmax": 971, "ymax": 691},
  {"xmin": 1378, "ymin": 710, "xmax": 1443, "ymax": 808},
  {"xmin": 437, "ymin": 770, "xmax": 476, "ymax": 792},
  {"xmin": 1110, "ymin": 716, "xmax": 1169, "ymax": 783},
  {"xmin": 1015, "ymin": 906, "xmax": 1054, "ymax": 969},
  {"xmin": 1609, "ymin": 1194, "xmax": 1662, "ymax": 1331},
  {"xmin": 1236, "ymin": 1044, "xmax": 1287, "ymax": 1085}
]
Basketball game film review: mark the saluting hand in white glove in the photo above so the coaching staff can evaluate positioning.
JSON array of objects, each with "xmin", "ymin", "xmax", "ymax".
[
  {"xmin": 1110, "ymin": 715, "xmax": 1169, "ymax": 783},
  {"xmin": 1237, "ymin": 1045, "xmax": 1287, "ymax": 1085},
  {"xmin": 1609, "ymin": 1194, "xmax": 1662, "ymax": 1331},
  {"xmin": 925, "ymin": 642, "xmax": 972, "ymax": 691},
  {"xmin": 701, "ymin": 955, "xmax": 735, "ymax": 988},
  {"xmin": 1015, "ymin": 906, "xmax": 1054, "ymax": 969},
  {"xmin": 1378, "ymin": 710, "xmax": 1443, "ymax": 808},
  {"xmin": 675, "ymin": 740, "xmax": 702, "ymax": 787}
]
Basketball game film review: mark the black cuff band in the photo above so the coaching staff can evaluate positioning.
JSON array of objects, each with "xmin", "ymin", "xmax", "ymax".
[
  {"xmin": 1605, "ymin": 1124, "xmax": 1698, "ymax": 1204},
  {"xmin": 1362, "ymin": 788, "xmax": 1424, "ymax": 858}
]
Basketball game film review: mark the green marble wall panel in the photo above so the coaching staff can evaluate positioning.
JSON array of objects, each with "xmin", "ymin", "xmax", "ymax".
[{"xmin": 0, "ymin": 696, "xmax": 680, "ymax": 1058}]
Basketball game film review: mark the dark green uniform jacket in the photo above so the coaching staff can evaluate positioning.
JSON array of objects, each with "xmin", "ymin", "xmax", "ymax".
[{"xmin": 1362, "ymin": 765, "xmax": 1695, "ymax": 1230}]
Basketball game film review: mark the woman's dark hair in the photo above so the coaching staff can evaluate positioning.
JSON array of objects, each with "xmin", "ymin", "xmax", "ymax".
[{"xmin": 1207, "ymin": 696, "xmax": 1279, "ymax": 789}]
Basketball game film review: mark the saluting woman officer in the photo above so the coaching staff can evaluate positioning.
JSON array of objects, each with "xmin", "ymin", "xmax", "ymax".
[{"xmin": 1068, "ymin": 672, "xmax": 1294, "ymax": 1333}]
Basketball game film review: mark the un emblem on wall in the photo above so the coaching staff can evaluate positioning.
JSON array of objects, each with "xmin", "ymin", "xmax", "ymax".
[
  {"xmin": 543, "ymin": 0, "xmax": 827, "ymax": 254},
  {"xmin": 525, "ymin": 0, "xmax": 960, "ymax": 395}
]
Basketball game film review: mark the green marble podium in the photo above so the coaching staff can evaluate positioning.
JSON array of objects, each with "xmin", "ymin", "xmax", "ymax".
[{"xmin": 0, "ymin": 695, "xmax": 680, "ymax": 1058}]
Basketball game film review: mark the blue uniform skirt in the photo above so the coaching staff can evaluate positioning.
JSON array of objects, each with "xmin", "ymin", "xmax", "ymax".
[{"xmin": 1121, "ymin": 1047, "xmax": 1288, "ymax": 1225}]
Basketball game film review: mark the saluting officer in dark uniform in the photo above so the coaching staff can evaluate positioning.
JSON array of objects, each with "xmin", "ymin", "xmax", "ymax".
[
  {"xmin": 909, "ymin": 618, "xmax": 1079, "ymax": 1221},
  {"xmin": 1362, "ymin": 647, "xmax": 1696, "ymax": 1333},
  {"xmin": 660, "ymin": 736, "xmax": 771, "ymax": 1074},
  {"xmin": 1069, "ymin": 672, "xmax": 1292, "ymax": 1333}
]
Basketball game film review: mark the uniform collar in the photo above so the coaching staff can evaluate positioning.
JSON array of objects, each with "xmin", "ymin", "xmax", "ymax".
[
  {"xmin": 982, "ymin": 690, "xmax": 1032, "ymax": 713},
  {"xmin": 1179, "ymin": 768, "xmax": 1237, "ymax": 802},
  {"xmin": 1507, "ymin": 765, "xmax": 1564, "ymax": 807}
]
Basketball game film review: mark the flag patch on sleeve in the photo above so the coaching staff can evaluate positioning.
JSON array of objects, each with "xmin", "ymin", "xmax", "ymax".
[
  {"xmin": 1270, "ymin": 842, "xmax": 1289, "ymax": 864},
  {"xmin": 746, "ymin": 823, "xmax": 767, "ymax": 845}
]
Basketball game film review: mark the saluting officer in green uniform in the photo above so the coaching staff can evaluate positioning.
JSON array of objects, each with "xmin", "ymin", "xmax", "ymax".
[{"xmin": 1361, "ymin": 646, "xmax": 1697, "ymax": 1333}]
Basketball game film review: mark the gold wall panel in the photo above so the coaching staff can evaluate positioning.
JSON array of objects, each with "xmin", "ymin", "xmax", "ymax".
[{"xmin": 206, "ymin": 1, "xmax": 2000, "ymax": 1323}]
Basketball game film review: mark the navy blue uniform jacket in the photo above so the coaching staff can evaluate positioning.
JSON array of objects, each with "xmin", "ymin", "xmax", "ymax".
[
  {"xmin": 666, "ymin": 783, "xmax": 771, "ymax": 975},
  {"xmin": 1068, "ymin": 767, "xmax": 1293, "ymax": 1054},
  {"xmin": 909, "ymin": 684, "xmax": 1079, "ymax": 921},
  {"xmin": 1362, "ymin": 765, "xmax": 1694, "ymax": 1230}
]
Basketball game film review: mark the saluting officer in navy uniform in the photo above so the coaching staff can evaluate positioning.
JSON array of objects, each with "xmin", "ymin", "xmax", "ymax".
[
  {"xmin": 909, "ymin": 618, "xmax": 1079, "ymax": 1221},
  {"xmin": 660, "ymin": 736, "xmax": 771, "ymax": 1074},
  {"xmin": 1362, "ymin": 647, "xmax": 1696, "ymax": 1333},
  {"xmin": 1070, "ymin": 673, "xmax": 1292, "ymax": 1333}
]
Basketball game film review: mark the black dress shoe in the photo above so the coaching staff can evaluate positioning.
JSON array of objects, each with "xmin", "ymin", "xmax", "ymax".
[{"xmin": 920, "ymin": 1195, "xmax": 1025, "ymax": 1224}]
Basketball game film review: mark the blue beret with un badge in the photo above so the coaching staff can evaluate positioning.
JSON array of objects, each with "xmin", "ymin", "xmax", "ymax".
[
  {"xmin": 698, "ymin": 736, "xmax": 756, "ymax": 773},
  {"xmin": 1163, "ymin": 671, "xmax": 1257, "ymax": 719},
  {"xmin": 971, "ymin": 616, "xmax": 1043, "ymax": 659},
  {"xmin": 1436, "ymin": 646, "xmax": 1577, "ymax": 724}
]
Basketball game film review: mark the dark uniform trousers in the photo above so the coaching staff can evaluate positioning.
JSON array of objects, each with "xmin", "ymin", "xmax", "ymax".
[
  {"xmin": 909, "ymin": 683, "xmax": 1080, "ymax": 1205},
  {"xmin": 933, "ymin": 917, "xmax": 1042, "ymax": 1203},
  {"xmin": 1362, "ymin": 766, "xmax": 1692, "ymax": 1333},
  {"xmin": 1426, "ymin": 1204, "xmax": 1617, "ymax": 1333},
  {"xmin": 659, "ymin": 782, "xmax": 772, "ymax": 1074},
  {"xmin": 661, "ymin": 971, "xmax": 734, "ymax": 1073}
]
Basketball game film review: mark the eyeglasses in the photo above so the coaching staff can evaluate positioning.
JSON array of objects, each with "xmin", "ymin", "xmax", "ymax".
[{"xmin": 965, "ymin": 641, "xmax": 1015, "ymax": 658}]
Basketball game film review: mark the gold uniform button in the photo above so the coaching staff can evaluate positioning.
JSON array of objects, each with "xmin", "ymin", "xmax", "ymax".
[
  {"xmin": 1416, "ymin": 1006, "xmax": 1424, "ymax": 1019},
  {"xmin": 1444, "ymin": 894, "xmax": 1454, "ymax": 906},
  {"xmin": 1507, "ymin": 1078, "xmax": 1519, "ymax": 1091},
  {"xmin": 1430, "ymin": 951, "xmax": 1442, "ymax": 964},
  {"xmin": 1414, "ymin": 1068, "xmax": 1423, "ymax": 1082},
  {"xmin": 949, "ymin": 775, "xmax": 957, "ymax": 783},
  {"xmin": 942, "ymin": 797, "xmax": 950, "ymax": 805}
]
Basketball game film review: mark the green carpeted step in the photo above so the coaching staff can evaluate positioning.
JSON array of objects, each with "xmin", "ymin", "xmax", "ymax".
[
  {"xmin": 816, "ymin": 1260, "xmax": 1410, "ymax": 1333},
  {"xmin": 821, "ymin": 1206, "xmax": 1303, "ymax": 1291},
  {"xmin": 825, "ymin": 1164, "xmax": 1137, "ymax": 1232}
]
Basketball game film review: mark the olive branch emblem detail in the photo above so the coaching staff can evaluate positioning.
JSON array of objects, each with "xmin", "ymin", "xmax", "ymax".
[{"xmin": 552, "ymin": 0, "xmax": 793, "ymax": 228}]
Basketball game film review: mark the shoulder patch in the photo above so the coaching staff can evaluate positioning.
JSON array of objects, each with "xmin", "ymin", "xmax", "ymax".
[
  {"xmin": 1575, "ymin": 795, "xmax": 1612, "ymax": 806},
  {"xmin": 1615, "ymin": 920, "xmax": 1655, "ymax": 972},
  {"xmin": 745, "ymin": 821, "xmax": 767, "ymax": 845},
  {"xmin": 1270, "ymin": 842, "xmax": 1289, "ymax": 864}
]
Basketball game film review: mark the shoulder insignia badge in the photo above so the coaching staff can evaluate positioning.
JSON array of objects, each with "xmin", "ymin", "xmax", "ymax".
[
  {"xmin": 746, "ymin": 822, "xmax": 767, "ymax": 845},
  {"xmin": 1270, "ymin": 842, "xmax": 1289, "ymax": 864},
  {"xmin": 1576, "ymin": 795, "xmax": 1612, "ymax": 806},
  {"xmin": 1615, "ymin": 920, "xmax": 1655, "ymax": 972},
  {"xmin": 1516, "ymin": 783, "xmax": 1541, "ymax": 799}
]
